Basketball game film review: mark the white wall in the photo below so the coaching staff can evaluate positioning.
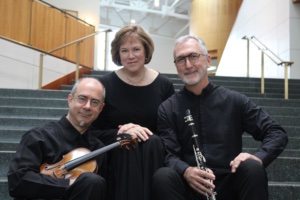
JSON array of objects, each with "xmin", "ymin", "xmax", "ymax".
[
  {"xmin": 217, "ymin": 0, "xmax": 300, "ymax": 79},
  {"xmin": 0, "ymin": 39, "xmax": 76, "ymax": 89},
  {"xmin": 290, "ymin": 1, "xmax": 300, "ymax": 79}
]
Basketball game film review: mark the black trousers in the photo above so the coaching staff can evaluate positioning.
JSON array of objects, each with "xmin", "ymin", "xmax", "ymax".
[
  {"xmin": 65, "ymin": 172, "xmax": 106, "ymax": 200},
  {"xmin": 152, "ymin": 159, "xmax": 268, "ymax": 200}
]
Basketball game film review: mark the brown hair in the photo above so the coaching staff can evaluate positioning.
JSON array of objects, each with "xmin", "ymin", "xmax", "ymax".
[{"xmin": 111, "ymin": 24, "xmax": 154, "ymax": 66}]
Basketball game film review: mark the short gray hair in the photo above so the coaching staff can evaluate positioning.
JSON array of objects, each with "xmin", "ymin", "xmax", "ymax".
[{"xmin": 174, "ymin": 35, "xmax": 208, "ymax": 55}]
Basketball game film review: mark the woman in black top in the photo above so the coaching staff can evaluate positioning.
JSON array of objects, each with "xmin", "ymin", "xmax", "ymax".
[{"xmin": 92, "ymin": 24, "xmax": 175, "ymax": 200}]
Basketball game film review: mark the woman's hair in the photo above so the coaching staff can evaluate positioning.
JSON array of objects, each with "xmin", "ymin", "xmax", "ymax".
[{"xmin": 111, "ymin": 24, "xmax": 154, "ymax": 66}]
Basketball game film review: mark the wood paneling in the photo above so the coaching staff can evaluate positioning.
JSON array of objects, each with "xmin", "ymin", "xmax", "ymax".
[
  {"xmin": 0, "ymin": 0, "xmax": 31, "ymax": 43},
  {"xmin": 30, "ymin": 1, "xmax": 66, "ymax": 57},
  {"xmin": 190, "ymin": 0, "xmax": 242, "ymax": 65},
  {"xmin": 0, "ymin": 0, "xmax": 95, "ymax": 68},
  {"xmin": 65, "ymin": 16, "xmax": 95, "ymax": 67}
]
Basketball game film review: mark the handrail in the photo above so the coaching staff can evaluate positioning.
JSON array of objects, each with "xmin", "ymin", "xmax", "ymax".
[
  {"xmin": 39, "ymin": 28, "xmax": 112, "ymax": 89},
  {"xmin": 37, "ymin": 0, "xmax": 94, "ymax": 28},
  {"xmin": 0, "ymin": 35, "xmax": 47, "ymax": 54},
  {"xmin": 0, "ymin": 34, "xmax": 95, "ymax": 71},
  {"xmin": 242, "ymin": 35, "xmax": 294, "ymax": 100},
  {"xmin": 46, "ymin": 31, "xmax": 107, "ymax": 54}
]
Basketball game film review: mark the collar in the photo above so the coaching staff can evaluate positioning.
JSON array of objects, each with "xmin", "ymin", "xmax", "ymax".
[
  {"xmin": 59, "ymin": 115, "xmax": 87, "ymax": 141},
  {"xmin": 183, "ymin": 82, "xmax": 214, "ymax": 97}
]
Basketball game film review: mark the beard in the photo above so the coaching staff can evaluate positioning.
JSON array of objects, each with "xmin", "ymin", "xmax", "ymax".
[
  {"xmin": 181, "ymin": 68, "xmax": 207, "ymax": 85},
  {"xmin": 79, "ymin": 121, "xmax": 85, "ymax": 127}
]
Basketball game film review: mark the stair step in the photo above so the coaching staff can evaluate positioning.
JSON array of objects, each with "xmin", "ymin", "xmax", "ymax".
[
  {"xmin": 251, "ymin": 98, "xmax": 300, "ymax": 107},
  {"xmin": 0, "ymin": 117, "xmax": 59, "ymax": 128},
  {"xmin": 0, "ymin": 97, "xmax": 67, "ymax": 108},
  {"xmin": 0, "ymin": 88, "xmax": 69, "ymax": 98},
  {"xmin": 0, "ymin": 177, "xmax": 13, "ymax": 200},
  {"xmin": 0, "ymin": 129, "xmax": 26, "ymax": 141},
  {"xmin": 261, "ymin": 106, "xmax": 300, "ymax": 116},
  {"xmin": 268, "ymin": 182, "xmax": 300, "ymax": 200},
  {"xmin": 244, "ymin": 148, "xmax": 300, "ymax": 157},
  {"xmin": 0, "ymin": 106, "xmax": 68, "ymax": 117},
  {"xmin": 243, "ymin": 136, "xmax": 300, "ymax": 149}
]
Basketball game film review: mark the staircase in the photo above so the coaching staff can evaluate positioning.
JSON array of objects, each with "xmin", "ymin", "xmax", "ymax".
[{"xmin": 0, "ymin": 71, "xmax": 299, "ymax": 200}]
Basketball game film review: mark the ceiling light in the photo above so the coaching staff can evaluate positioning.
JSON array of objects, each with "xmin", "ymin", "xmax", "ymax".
[
  {"xmin": 154, "ymin": 0, "xmax": 159, "ymax": 7},
  {"xmin": 131, "ymin": 19, "xmax": 136, "ymax": 24}
]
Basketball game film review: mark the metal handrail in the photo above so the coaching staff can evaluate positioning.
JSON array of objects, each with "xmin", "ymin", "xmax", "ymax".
[
  {"xmin": 37, "ymin": 0, "xmax": 94, "ymax": 28},
  {"xmin": 0, "ymin": 35, "xmax": 47, "ymax": 54},
  {"xmin": 242, "ymin": 35, "xmax": 294, "ymax": 99},
  {"xmin": 39, "ymin": 29, "xmax": 112, "ymax": 89}
]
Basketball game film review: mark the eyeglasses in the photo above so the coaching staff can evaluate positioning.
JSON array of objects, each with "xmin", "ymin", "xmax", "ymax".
[
  {"xmin": 174, "ymin": 53, "xmax": 207, "ymax": 67},
  {"xmin": 75, "ymin": 95, "xmax": 101, "ymax": 107}
]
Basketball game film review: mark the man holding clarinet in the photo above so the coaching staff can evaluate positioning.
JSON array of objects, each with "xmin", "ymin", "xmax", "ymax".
[{"xmin": 152, "ymin": 35, "xmax": 288, "ymax": 200}]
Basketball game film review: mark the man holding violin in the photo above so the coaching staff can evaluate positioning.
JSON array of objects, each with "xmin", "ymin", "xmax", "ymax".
[{"xmin": 7, "ymin": 77, "xmax": 107, "ymax": 200}]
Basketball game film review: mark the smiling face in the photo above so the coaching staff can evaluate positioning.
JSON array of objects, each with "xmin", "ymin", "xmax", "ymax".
[
  {"xmin": 67, "ymin": 78, "xmax": 105, "ymax": 133},
  {"xmin": 174, "ymin": 38, "xmax": 211, "ymax": 86},
  {"xmin": 119, "ymin": 35, "xmax": 146, "ymax": 72}
]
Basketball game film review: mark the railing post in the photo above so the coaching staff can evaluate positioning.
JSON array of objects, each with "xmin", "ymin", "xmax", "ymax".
[
  {"xmin": 284, "ymin": 63, "xmax": 289, "ymax": 100},
  {"xmin": 261, "ymin": 52, "xmax": 265, "ymax": 94},
  {"xmin": 38, "ymin": 54, "xmax": 44, "ymax": 89},
  {"xmin": 104, "ymin": 31, "xmax": 109, "ymax": 71},
  {"xmin": 75, "ymin": 42, "xmax": 80, "ymax": 81},
  {"xmin": 246, "ymin": 39, "xmax": 250, "ymax": 77}
]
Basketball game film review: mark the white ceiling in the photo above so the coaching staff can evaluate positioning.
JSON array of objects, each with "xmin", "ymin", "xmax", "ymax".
[{"xmin": 99, "ymin": 0, "xmax": 191, "ymax": 39}]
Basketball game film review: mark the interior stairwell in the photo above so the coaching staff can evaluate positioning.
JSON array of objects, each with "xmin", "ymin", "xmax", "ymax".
[{"xmin": 0, "ymin": 71, "xmax": 299, "ymax": 200}]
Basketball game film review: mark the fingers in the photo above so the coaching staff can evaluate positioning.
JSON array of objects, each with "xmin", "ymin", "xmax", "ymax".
[
  {"xmin": 118, "ymin": 123, "xmax": 137, "ymax": 133},
  {"xmin": 230, "ymin": 153, "xmax": 262, "ymax": 173},
  {"xmin": 183, "ymin": 167, "xmax": 215, "ymax": 195},
  {"xmin": 118, "ymin": 124, "xmax": 153, "ymax": 142},
  {"xmin": 230, "ymin": 152, "xmax": 248, "ymax": 172}
]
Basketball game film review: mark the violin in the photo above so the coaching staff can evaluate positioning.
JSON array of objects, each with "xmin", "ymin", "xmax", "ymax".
[{"xmin": 40, "ymin": 134, "xmax": 138, "ymax": 179}]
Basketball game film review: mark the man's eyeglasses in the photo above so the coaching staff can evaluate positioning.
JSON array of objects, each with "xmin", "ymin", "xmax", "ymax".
[
  {"xmin": 174, "ymin": 53, "xmax": 207, "ymax": 67},
  {"xmin": 75, "ymin": 95, "xmax": 101, "ymax": 107}
]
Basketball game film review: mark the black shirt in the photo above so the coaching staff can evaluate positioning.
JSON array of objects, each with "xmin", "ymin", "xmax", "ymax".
[
  {"xmin": 157, "ymin": 82, "xmax": 288, "ymax": 175},
  {"xmin": 7, "ymin": 116, "xmax": 106, "ymax": 199}
]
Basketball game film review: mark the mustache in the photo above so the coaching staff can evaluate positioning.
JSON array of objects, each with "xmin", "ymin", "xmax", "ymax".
[{"xmin": 184, "ymin": 68, "xmax": 198, "ymax": 74}]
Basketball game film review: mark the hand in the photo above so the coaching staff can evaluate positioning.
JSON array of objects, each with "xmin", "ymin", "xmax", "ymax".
[
  {"xmin": 183, "ymin": 167, "xmax": 215, "ymax": 196},
  {"xmin": 230, "ymin": 152, "xmax": 262, "ymax": 173},
  {"xmin": 117, "ymin": 123, "xmax": 153, "ymax": 142}
]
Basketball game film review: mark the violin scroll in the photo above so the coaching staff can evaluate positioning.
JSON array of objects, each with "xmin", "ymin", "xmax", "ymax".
[{"xmin": 117, "ymin": 134, "xmax": 138, "ymax": 150}]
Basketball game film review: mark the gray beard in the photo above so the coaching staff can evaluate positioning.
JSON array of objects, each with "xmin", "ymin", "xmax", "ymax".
[{"xmin": 79, "ymin": 121, "xmax": 85, "ymax": 127}]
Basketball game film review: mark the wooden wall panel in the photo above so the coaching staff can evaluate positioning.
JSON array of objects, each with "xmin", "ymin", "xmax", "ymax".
[
  {"xmin": 190, "ymin": 0, "xmax": 242, "ymax": 65},
  {"xmin": 80, "ymin": 25, "xmax": 95, "ymax": 68},
  {"xmin": 65, "ymin": 16, "xmax": 94, "ymax": 68},
  {"xmin": 0, "ymin": 0, "xmax": 31, "ymax": 43},
  {"xmin": 30, "ymin": 1, "xmax": 65, "ymax": 57},
  {"xmin": 0, "ymin": 0, "xmax": 99, "ymax": 69}
]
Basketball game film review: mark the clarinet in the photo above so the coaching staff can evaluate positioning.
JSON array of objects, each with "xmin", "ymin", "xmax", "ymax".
[{"xmin": 184, "ymin": 109, "xmax": 217, "ymax": 200}]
